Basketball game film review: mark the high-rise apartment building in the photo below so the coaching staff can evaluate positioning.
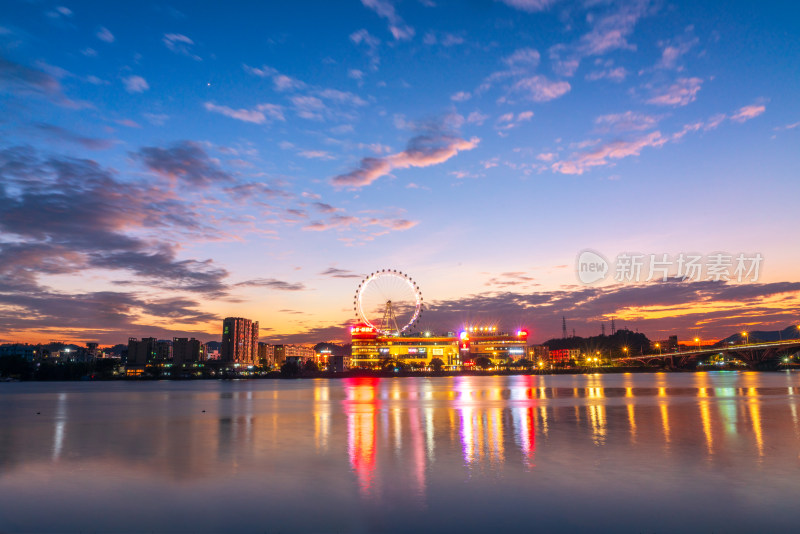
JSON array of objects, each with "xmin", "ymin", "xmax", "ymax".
[
  {"xmin": 127, "ymin": 337, "xmax": 158, "ymax": 367},
  {"xmin": 221, "ymin": 317, "xmax": 259, "ymax": 364},
  {"xmin": 258, "ymin": 343, "xmax": 275, "ymax": 367},
  {"xmin": 173, "ymin": 338, "xmax": 205, "ymax": 364}
]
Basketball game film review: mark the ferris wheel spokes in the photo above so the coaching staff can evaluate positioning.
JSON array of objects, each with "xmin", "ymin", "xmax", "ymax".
[{"xmin": 355, "ymin": 269, "xmax": 422, "ymax": 335}]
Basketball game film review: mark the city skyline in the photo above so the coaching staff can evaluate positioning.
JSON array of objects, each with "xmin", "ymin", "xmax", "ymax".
[{"xmin": 1, "ymin": 0, "xmax": 799, "ymax": 346}]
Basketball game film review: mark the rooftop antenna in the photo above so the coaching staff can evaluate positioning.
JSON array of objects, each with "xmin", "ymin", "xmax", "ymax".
[{"xmin": 562, "ymin": 316, "xmax": 567, "ymax": 339}]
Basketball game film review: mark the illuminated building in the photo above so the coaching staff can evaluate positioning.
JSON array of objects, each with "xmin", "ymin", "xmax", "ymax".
[
  {"xmin": 273, "ymin": 344, "xmax": 314, "ymax": 365},
  {"xmin": 528, "ymin": 345, "xmax": 549, "ymax": 362},
  {"xmin": 461, "ymin": 326, "xmax": 529, "ymax": 362},
  {"xmin": 126, "ymin": 337, "xmax": 157, "ymax": 376},
  {"xmin": 258, "ymin": 343, "xmax": 275, "ymax": 366},
  {"xmin": 350, "ymin": 324, "xmax": 529, "ymax": 369},
  {"xmin": 548, "ymin": 348, "xmax": 580, "ymax": 365},
  {"xmin": 221, "ymin": 317, "xmax": 259, "ymax": 364}
]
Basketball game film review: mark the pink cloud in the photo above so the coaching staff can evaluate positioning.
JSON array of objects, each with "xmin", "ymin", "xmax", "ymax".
[
  {"xmin": 332, "ymin": 134, "xmax": 480, "ymax": 188},
  {"xmin": 512, "ymin": 75, "xmax": 571, "ymax": 102},
  {"xmin": 730, "ymin": 104, "xmax": 766, "ymax": 123},
  {"xmin": 647, "ymin": 77, "xmax": 703, "ymax": 107},
  {"xmin": 303, "ymin": 215, "xmax": 360, "ymax": 231},
  {"xmin": 594, "ymin": 111, "xmax": 659, "ymax": 132},
  {"xmin": 552, "ymin": 131, "xmax": 666, "ymax": 175},
  {"xmin": 203, "ymin": 102, "xmax": 284, "ymax": 124},
  {"xmin": 585, "ymin": 66, "xmax": 628, "ymax": 82},
  {"xmin": 496, "ymin": 0, "xmax": 558, "ymax": 12}
]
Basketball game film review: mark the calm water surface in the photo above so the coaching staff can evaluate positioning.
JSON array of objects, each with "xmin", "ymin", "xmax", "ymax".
[{"xmin": 2, "ymin": 372, "xmax": 800, "ymax": 533}]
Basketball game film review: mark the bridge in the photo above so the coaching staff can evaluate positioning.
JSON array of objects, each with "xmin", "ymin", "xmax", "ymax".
[{"xmin": 617, "ymin": 340, "xmax": 800, "ymax": 370}]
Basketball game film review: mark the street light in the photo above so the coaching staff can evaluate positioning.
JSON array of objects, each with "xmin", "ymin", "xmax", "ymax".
[
  {"xmin": 694, "ymin": 337, "xmax": 700, "ymax": 350},
  {"xmin": 655, "ymin": 342, "xmax": 661, "ymax": 355},
  {"xmin": 623, "ymin": 346, "xmax": 628, "ymax": 357},
  {"xmin": 741, "ymin": 331, "xmax": 748, "ymax": 345}
]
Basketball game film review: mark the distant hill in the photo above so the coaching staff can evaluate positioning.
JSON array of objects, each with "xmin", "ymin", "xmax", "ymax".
[
  {"xmin": 714, "ymin": 325, "xmax": 800, "ymax": 347},
  {"xmin": 544, "ymin": 329, "xmax": 652, "ymax": 356}
]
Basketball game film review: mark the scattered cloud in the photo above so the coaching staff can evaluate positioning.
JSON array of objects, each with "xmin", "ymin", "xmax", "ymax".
[
  {"xmin": 774, "ymin": 121, "xmax": 800, "ymax": 131},
  {"xmin": 451, "ymin": 91, "xmax": 471, "ymax": 102},
  {"xmin": 594, "ymin": 111, "xmax": 660, "ymax": 132},
  {"xmin": 291, "ymin": 95, "xmax": 327, "ymax": 120},
  {"xmin": 235, "ymin": 278, "xmax": 306, "ymax": 291},
  {"xmin": 332, "ymin": 134, "xmax": 480, "ymax": 188},
  {"xmin": 647, "ymin": 77, "xmax": 703, "ymax": 106},
  {"xmin": 243, "ymin": 64, "xmax": 307, "ymax": 92},
  {"xmin": 655, "ymin": 30, "xmax": 699, "ymax": 70},
  {"xmin": 313, "ymin": 202, "xmax": 339, "ymax": 213},
  {"xmin": 96, "ymin": 27, "xmax": 114, "ymax": 43},
  {"xmin": 730, "ymin": 104, "xmax": 766, "ymax": 123},
  {"xmin": 0, "ymin": 55, "xmax": 88, "ymax": 108},
  {"xmin": 585, "ymin": 66, "xmax": 627, "ymax": 82},
  {"xmin": 496, "ymin": 0, "xmax": 558, "ymax": 12},
  {"xmin": 553, "ymin": 131, "xmax": 666, "ymax": 175},
  {"xmin": 423, "ymin": 31, "xmax": 465, "ymax": 47},
  {"xmin": 299, "ymin": 150, "xmax": 335, "ymax": 160},
  {"xmin": 511, "ymin": 75, "xmax": 571, "ymax": 102},
  {"xmin": 350, "ymin": 29, "xmax": 381, "ymax": 70},
  {"xmin": 303, "ymin": 214, "xmax": 360, "ymax": 231},
  {"xmin": 123, "ymin": 75, "xmax": 149, "ymax": 93},
  {"xmin": 204, "ymin": 101, "xmax": 284, "ymax": 124},
  {"xmin": 496, "ymin": 110, "xmax": 534, "ymax": 131},
  {"xmin": 0, "ymin": 146, "xmax": 229, "ymax": 303},
  {"xmin": 320, "ymin": 268, "xmax": 362, "ymax": 279},
  {"xmin": 46, "ymin": 6, "xmax": 73, "ymax": 18},
  {"xmin": 134, "ymin": 141, "xmax": 231, "ymax": 186},
  {"xmin": 34, "ymin": 123, "xmax": 115, "ymax": 150},
  {"xmin": 548, "ymin": 1, "xmax": 651, "ymax": 77},
  {"xmin": 419, "ymin": 279, "xmax": 800, "ymax": 343},
  {"xmin": 163, "ymin": 33, "xmax": 201, "ymax": 61},
  {"xmin": 361, "ymin": 0, "xmax": 415, "ymax": 40},
  {"xmin": 503, "ymin": 47, "xmax": 541, "ymax": 68},
  {"xmin": 143, "ymin": 113, "xmax": 169, "ymax": 126},
  {"xmin": 466, "ymin": 111, "xmax": 489, "ymax": 125},
  {"xmin": 317, "ymin": 88, "xmax": 368, "ymax": 107}
]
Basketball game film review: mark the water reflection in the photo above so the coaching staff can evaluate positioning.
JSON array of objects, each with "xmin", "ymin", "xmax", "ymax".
[
  {"xmin": 3, "ymin": 373, "xmax": 800, "ymax": 532},
  {"xmin": 345, "ymin": 377, "xmax": 378, "ymax": 498}
]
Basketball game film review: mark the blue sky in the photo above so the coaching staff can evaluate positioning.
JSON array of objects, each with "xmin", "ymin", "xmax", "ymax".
[{"xmin": 1, "ymin": 0, "xmax": 799, "ymax": 345}]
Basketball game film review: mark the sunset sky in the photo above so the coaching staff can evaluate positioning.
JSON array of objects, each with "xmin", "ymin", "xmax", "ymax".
[{"xmin": 1, "ymin": 0, "xmax": 799, "ymax": 346}]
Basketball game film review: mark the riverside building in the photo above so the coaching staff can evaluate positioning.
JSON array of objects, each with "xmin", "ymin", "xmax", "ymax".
[
  {"xmin": 350, "ymin": 324, "xmax": 529, "ymax": 369},
  {"xmin": 221, "ymin": 317, "xmax": 259, "ymax": 365}
]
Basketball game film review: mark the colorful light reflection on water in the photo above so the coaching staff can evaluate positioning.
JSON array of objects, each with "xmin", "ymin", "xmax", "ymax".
[{"xmin": 2, "ymin": 372, "xmax": 800, "ymax": 533}]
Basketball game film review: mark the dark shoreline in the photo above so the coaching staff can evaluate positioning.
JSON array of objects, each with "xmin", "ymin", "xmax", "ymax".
[{"xmin": 4, "ymin": 364, "xmax": 798, "ymax": 382}]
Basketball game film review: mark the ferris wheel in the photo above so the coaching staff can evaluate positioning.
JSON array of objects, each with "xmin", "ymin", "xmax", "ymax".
[{"xmin": 354, "ymin": 269, "xmax": 423, "ymax": 335}]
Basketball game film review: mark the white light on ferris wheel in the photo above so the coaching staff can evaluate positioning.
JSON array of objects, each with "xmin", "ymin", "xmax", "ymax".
[{"xmin": 354, "ymin": 269, "xmax": 422, "ymax": 336}]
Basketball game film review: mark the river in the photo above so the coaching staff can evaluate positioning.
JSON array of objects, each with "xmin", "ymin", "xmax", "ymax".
[{"xmin": 2, "ymin": 372, "xmax": 800, "ymax": 532}]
